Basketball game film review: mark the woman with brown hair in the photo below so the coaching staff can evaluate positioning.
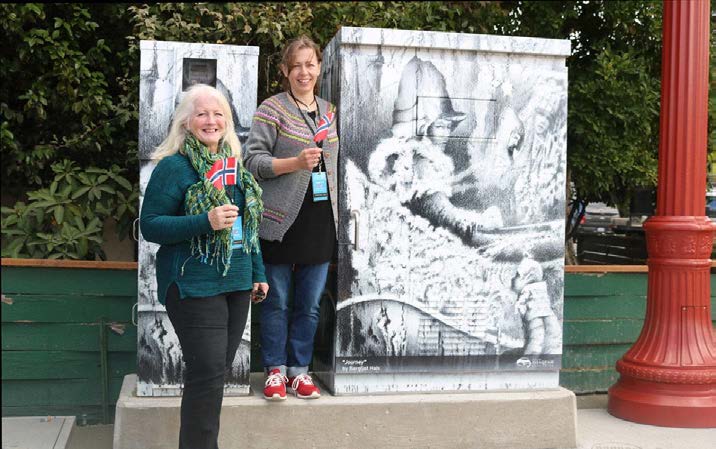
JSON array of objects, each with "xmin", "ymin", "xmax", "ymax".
[{"xmin": 244, "ymin": 35, "xmax": 339, "ymax": 401}]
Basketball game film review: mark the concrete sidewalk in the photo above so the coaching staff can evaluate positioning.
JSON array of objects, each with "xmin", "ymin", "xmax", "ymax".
[
  {"xmin": 2, "ymin": 416, "xmax": 75, "ymax": 449},
  {"xmin": 62, "ymin": 394, "xmax": 714, "ymax": 449},
  {"xmin": 576, "ymin": 407, "xmax": 715, "ymax": 449}
]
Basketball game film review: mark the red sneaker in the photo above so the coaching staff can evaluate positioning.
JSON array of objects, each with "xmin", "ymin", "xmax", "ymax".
[
  {"xmin": 263, "ymin": 368, "xmax": 287, "ymax": 401},
  {"xmin": 288, "ymin": 373, "xmax": 321, "ymax": 399}
]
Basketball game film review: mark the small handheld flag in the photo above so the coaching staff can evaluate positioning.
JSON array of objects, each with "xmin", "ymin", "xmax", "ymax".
[
  {"xmin": 205, "ymin": 157, "xmax": 238, "ymax": 190},
  {"xmin": 313, "ymin": 111, "xmax": 335, "ymax": 143}
]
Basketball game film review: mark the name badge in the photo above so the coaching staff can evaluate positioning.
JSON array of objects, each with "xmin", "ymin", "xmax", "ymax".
[
  {"xmin": 231, "ymin": 216, "xmax": 243, "ymax": 249},
  {"xmin": 312, "ymin": 172, "xmax": 328, "ymax": 202}
]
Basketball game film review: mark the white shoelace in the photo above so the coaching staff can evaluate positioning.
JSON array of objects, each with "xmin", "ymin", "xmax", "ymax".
[
  {"xmin": 291, "ymin": 373, "xmax": 314, "ymax": 390},
  {"xmin": 265, "ymin": 372, "xmax": 287, "ymax": 387}
]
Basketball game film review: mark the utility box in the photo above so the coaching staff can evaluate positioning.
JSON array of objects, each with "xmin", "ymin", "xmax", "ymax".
[
  {"xmin": 137, "ymin": 40, "xmax": 259, "ymax": 396},
  {"xmin": 315, "ymin": 27, "xmax": 570, "ymax": 394}
]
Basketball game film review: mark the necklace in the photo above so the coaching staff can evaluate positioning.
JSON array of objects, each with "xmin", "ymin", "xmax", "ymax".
[{"xmin": 290, "ymin": 90, "xmax": 316, "ymax": 111}]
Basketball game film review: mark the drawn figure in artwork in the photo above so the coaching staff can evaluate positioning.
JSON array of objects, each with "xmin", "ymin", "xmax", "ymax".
[
  {"xmin": 511, "ymin": 256, "xmax": 561, "ymax": 355},
  {"xmin": 368, "ymin": 56, "xmax": 503, "ymax": 244},
  {"xmin": 513, "ymin": 77, "xmax": 566, "ymax": 224},
  {"xmin": 455, "ymin": 101, "xmax": 526, "ymax": 225},
  {"xmin": 137, "ymin": 316, "xmax": 183, "ymax": 385}
]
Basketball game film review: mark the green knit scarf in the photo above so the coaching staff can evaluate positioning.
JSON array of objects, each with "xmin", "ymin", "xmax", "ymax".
[{"xmin": 182, "ymin": 134, "xmax": 263, "ymax": 276}]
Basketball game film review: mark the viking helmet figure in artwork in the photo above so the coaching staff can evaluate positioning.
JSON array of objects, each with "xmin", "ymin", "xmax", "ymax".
[{"xmin": 392, "ymin": 56, "xmax": 467, "ymax": 139}]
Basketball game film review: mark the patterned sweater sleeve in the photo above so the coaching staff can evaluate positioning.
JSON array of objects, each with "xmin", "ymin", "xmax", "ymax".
[
  {"xmin": 243, "ymin": 100, "xmax": 279, "ymax": 181},
  {"xmin": 139, "ymin": 157, "xmax": 213, "ymax": 245}
]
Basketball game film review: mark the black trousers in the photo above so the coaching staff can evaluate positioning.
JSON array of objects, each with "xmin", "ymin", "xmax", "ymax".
[{"xmin": 165, "ymin": 284, "xmax": 251, "ymax": 449}]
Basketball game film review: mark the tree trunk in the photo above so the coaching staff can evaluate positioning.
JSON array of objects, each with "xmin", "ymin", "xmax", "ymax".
[{"xmin": 564, "ymin": 168, "xmax": 578, "ymax": 265}]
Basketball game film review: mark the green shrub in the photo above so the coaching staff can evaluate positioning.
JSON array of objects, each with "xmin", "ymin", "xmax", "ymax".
[{"xmin": 1, "ymin": 160, "xmax": 137, "ymax": 260}]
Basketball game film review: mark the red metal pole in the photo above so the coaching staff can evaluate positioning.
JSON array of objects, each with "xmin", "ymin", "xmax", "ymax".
[{"xmin": 607, "ymin": 0, "xmax": 716, "ymax": 428}]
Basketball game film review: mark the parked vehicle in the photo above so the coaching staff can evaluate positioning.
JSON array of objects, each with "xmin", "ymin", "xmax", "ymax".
[{"xmin": 577, "ymin": 202, "xmax": 620, "ymax": 235}]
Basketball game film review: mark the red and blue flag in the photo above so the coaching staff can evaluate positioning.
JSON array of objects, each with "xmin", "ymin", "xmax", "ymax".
[
  {"xmin": 205, "ymin": 157, "xmax": 238, "ymax": 190},
  {"xmin": 313, "ymin": 111, "xmax": 335, "ymax": 143}
]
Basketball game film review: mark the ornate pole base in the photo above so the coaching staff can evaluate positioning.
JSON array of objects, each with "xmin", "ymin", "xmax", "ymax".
[
  {"xmin": 609, "ymin": 378, "xmax": 715, "ymax": 428},
  {"xmin": 607, "ymin": 216, "xmax": 716, "ymax": 428}
]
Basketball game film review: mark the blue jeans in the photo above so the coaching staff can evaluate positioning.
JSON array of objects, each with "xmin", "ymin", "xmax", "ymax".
[{"xmin": 260, "ymin": 263, "xmax": 329, "ymax": 378}]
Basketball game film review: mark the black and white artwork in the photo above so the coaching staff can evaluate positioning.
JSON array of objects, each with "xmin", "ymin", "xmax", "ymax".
[
  {"xmin": 137, "ymin": 41, "xmax": 258, "ymax": 396},
  {"xmin": 317, "ymin": 27, "xmax": 571, "ymax": 394}
]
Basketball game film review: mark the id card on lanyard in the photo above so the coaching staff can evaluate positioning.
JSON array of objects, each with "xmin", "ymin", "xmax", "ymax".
[
  {"xmin": 291, "ymin": 92, "xmax": 331, "ymax": 203},
  {"xmin": 228, "ymin": 185, "xmax": 243, "ymax": 249},
  {"xmin": 311, "ymin": 171, "xmax": 328, "ymax": 202},
  {"xmin": 231, "ymin": 217, "xmax": 243, "ymax": 249}
]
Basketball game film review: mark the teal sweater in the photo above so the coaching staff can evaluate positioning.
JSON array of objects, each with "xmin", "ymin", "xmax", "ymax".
[{"xmin": 140, "ymin": 153, "xmax": 266, "ymax": 304}]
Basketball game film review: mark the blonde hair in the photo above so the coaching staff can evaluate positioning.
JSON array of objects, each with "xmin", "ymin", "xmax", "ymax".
[
  {"xmin": 279, "ymin": 35, "xmax": 322, "ymax": 94},
  {"xmin": 151, "ymin": 84, "xmax": 241, "ymax": 161}
]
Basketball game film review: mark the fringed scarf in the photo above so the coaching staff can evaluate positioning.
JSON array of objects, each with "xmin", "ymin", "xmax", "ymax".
[{"xmin": 182, "ymin": 134, "xmax": 263, "ymax": 276}]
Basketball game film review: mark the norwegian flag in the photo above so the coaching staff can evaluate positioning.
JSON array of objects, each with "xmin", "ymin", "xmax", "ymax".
[
  {"xmin": 205, "ymin": 157, "xmax": 238, "ymax": 190},
  {"xmin": 313, "ymin": 111, "xmax": 335, "ymax": 143}
]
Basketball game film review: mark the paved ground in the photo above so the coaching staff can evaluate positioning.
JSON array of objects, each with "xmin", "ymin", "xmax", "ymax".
[
  {"xmin": 576, "ymin": 408, "xmax": 715, "ymax": 449},
  {"xmin": 2, "ymin": 416, "xmax": 74, "ymax": 449},
  {"xmin": 63, "ymin": 394, "xmax": 714, "ymax": 449},
  {"xmin": 66, "ymin": 423, "xmax": 113, "ymax": 449}
]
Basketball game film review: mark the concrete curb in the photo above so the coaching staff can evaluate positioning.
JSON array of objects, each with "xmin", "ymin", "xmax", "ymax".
[{"xmin": 114, "ymin": 374, "xmax": 577, "ymax": 449}]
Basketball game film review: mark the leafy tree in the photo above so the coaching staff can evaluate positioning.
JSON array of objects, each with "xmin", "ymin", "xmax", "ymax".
[
  {"xmin": 0, "ymin": 3, "xmax": 137, "ymax": 196},
  {"xmin": 500, "ymin": 0, "xmax": 663, "ymax": 214}
]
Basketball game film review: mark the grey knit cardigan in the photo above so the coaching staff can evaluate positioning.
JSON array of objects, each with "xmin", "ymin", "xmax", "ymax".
[{"xmin": 243, "ymin": 92, "xmax": 339, "ymax": 242}]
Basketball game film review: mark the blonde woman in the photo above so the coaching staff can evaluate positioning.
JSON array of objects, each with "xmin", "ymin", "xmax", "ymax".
[{"xmin": 140, "ymin": 84, "xmax": 268, "ymax": 449}]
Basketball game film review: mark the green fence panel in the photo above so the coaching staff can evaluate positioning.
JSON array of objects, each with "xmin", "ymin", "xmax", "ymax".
[
  {"xmin": 1, "ymin": 294, "xmax": 133, "ymax": 323},
  {"xmin": 2, "ymin": 267, "xmax": 137, "ymax": 296},
  {"xmin": 564, "ymin": 272, "xmax": 648, "ymax": 297},
  {"xmin": 563, "ymin": 295, "xmax": 648, "ymax": 320},
  {"xmin": 1, "ymin": 265, "xmax": 714, "ymax": 421},
  {"xmin": 2, "ymin": 351, "xmax": 135, "ymax": 380},
  {"xmin": 2, "ymin": 323, "xmax": 136, "ymax": 352},
  {"xmin": 560, "ymin": 368, "xmax": 620, "ymax": 393},
  {"xmin": 561, "ymin": 344, "xmax": 633, "ymax": 369},
  {"xmin": 2, "ymin": 378, "xmax": 124, "ymax": 407},
  {"xmin": 563, "ymin": 319, "xmax": 645, "ymax": 345}
]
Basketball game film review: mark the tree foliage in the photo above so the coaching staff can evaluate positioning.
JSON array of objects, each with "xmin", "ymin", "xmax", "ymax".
[
  {"xmin": 124, "ymin": 2, "xmax": 508, "ymax": 101},
  {"xmin": 2, "ymin": 1, "xmax": 713, "ymax": 260},
  {"xmin": 1, "ymin": 4, "xmax": 138, "ymax": 195},
  {"xmin": 1, "ymin": 159, "xmax": 137, "ymax": 260},
  {"xmin": 499, "ymin": 0, "xmax": 664, "ymax": 213}
]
